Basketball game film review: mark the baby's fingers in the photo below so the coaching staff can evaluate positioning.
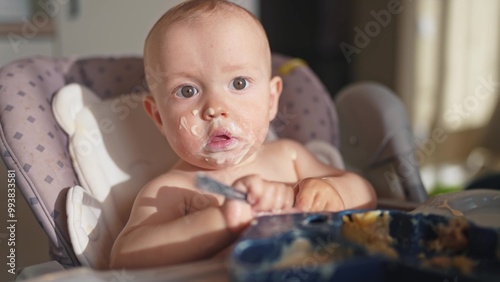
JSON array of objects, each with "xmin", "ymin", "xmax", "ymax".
[
  {"xmin": 294, "ymin": 191, "xmax": 314, "ymax": 211},
  {"xmin": 221, "ymin": 199, "xmax": 253, "ymax": 235},
  {"xmin": 254, "ymin": 183, "xmax": 294, "ymax": 211},
  {"xmin": 233, "ymin": 176, "xmax": 294, "ymax": 212},
  {"xmin": 277, "ymin": 185, "xmax": 295, "ymax": 209},
  {"xmin": 232, "ymin": 174, "xmax": 264, "ymax": 205}
]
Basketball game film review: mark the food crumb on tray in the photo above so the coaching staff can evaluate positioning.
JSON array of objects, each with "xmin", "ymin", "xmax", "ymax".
[
  {"xmin": 422, "ymin": 255, "xmax": 476, "ymax": 275},
  {"xmin": 341, "ymin": 211, "xmax": 478, "ymax": 275},
  {"xmin": 422, "ymin": 217, "xmax": 477, "ymax": 274},
  {"xmin": 341, "ymin": 210, "xmax": 399, "ymax": 258},
  {"xmin": 425, "ymin": 217, "xmax": 468, "ymax": 253}
]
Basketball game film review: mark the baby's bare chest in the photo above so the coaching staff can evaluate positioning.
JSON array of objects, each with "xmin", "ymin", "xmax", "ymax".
[{"xmin": 252, "ymin": 147, "xmax": 298, "ymax": 182}]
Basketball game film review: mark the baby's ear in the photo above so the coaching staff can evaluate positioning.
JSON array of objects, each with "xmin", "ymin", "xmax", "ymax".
[
  {"xmin": 268, "ymin": 76, "xmax": 283, "ymax": 120},
  {"xmin": 143, "ymin": 95, "xmax": 165, "ymax": 135}
]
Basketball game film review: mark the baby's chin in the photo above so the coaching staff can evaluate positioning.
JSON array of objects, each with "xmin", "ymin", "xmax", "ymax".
[
  {"xmin": 194, "ymin": 155, "xmax": 252, "ymax": 170},
  {"xmin": 185, "ymin": 149, "xmax": 258, "ymax": 171}
]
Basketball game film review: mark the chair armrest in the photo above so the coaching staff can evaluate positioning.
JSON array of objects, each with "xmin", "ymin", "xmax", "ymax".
[
  {"xmin": 376, "ymin": 198, "xmax": 420, "ymax": 211},
  {"xmin": 16, "ymin": 261, "xmax": 65, "ymax": 281}
]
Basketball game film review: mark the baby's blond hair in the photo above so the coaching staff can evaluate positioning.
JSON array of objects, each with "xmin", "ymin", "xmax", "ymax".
[{"xmin": 144, "ymin": 0, "xmax": 267, "ymax": 68}]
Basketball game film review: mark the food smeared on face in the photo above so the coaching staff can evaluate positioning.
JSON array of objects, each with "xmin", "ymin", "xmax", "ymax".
[
  {"xmin": 204, "ymin": 107, "xmax": 216, "ymax": 118},
  {"xmin": 179, "ymin": 116, "xmax": 189, "ymax": 131},
  {"xmin": 146, "ymin": 10, "xmax": 278, "ymax": 171},
  {"xmin": 190, "ymin": 125, "xmax": 199, "ymax": 136}
]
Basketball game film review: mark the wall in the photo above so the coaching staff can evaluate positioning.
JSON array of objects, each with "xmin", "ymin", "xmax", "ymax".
[
  {"xmin": 0, "ymin": 40, "xmax": 54, "ymax": 71},
  {"xmin": 54, "ymin": 0, "xmax": 184, "ymax": 57},
  {"xmin": 349, "ymin": 0, "xmax": 399, "ymax": 92},
  {"xmin": 1, "ymin": 0, "xmax": 259, "ymax": 65},
  {"xmin": 55, "ymin": 0, "xmax": 258, "ymax": 57}
]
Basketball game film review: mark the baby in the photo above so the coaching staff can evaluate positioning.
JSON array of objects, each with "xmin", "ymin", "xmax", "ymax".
[{"xmin": 110, "ymin": 0, "xmax": 376, "ymax": 269}]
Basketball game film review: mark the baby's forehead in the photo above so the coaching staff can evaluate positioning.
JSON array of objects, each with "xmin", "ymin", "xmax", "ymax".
[
  {"xmin": 169, "ymin": 9, "xmax": 261, "ymax": 37},
  {"xmin": 144, "ymin": 4, "xmax": 270, "ymax": 77},
  {"xmin": 149, "ymin": 5, "xmax": 263, "ymax": 45},
  {"xmin": 149, "ymin": 14, "xmax": 262, "ymax": 54}
]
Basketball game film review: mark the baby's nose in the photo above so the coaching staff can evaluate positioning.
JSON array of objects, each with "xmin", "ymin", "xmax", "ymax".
[
  {"xmin": 201, "ymin": 90, "xmax": 230, "ymax": 120},
  {"xmin": 202, "ymin": 106, "xmax": 228, "ymax": 120}
]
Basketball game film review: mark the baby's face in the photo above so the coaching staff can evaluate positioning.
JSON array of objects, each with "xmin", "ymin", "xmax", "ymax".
[{"xmin": 146, "ymin": 12, "xmax": 281, "ymax": 170}]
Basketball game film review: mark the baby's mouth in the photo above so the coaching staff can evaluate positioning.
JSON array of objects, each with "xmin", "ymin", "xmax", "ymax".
[
  {"xmin": 205, "ymin": 131, "xmax": 237, "ymax": 152},
  {"xmin": 212, "ymin": 134, "xmax": 231, "ymax": 142}
]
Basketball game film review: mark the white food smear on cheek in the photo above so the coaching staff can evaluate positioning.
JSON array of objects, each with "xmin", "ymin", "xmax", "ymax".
[
  {"xmin": 189, "ymin": 110, "xmax": 200, "ymax": 136},
  {"xmin": 179, "ymin": 116, "xmax": 200, "ymax": 137},
  {"xmin": 190, "ymin": 125, "xmax": 199, "ymax": 136},
  {"xmin": 233, "ymin": 137, "xmax": 253, "ymax": 164},
  {"xmin": 179, "ymin": 116, "xmax": 189, "ymax": 131}
]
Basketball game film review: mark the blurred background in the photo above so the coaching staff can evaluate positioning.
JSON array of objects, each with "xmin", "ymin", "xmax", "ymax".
[{"xmin": 0, "ymin": 0, "xmax": 499, "ymax": 274}]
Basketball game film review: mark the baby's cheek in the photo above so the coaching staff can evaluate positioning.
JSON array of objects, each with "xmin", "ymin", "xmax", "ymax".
[
  {"xmin": 166, "ymin": 127, "xmax": 200, "ymax": 157},
  {"xmin": 242, "ymin": 121, "xmax": 267, "ymax": 143},
  {"xmin": 177, "ymin": 137, "xmax": 200, "ymax": 155}
]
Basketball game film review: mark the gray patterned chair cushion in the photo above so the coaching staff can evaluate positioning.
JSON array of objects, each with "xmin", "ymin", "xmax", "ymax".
[
  {"xmin": 0, "ymin": 54, "xmax": 338, "ymax": 267},
  {"xmin": 271, "ymin": 54, "xmax": 340, "ymax": 146}
]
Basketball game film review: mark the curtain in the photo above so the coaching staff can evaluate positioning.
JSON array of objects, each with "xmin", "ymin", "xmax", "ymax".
[{"xmin": 397, "ymin": 0, "xmax": 500, "ymax": 189}]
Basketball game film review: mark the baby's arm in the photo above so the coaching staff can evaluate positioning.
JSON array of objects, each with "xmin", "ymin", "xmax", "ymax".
[
  {"xmin": 284, "ymin": 140, "xmax": 376, "ymax": 211},
  {"xmin": 109, "ymin": 180, "xmax": 250, "ymax": 269},
  {"xmin": 109, "ymin": 174, "xmax": 293, "ymax": 269}
]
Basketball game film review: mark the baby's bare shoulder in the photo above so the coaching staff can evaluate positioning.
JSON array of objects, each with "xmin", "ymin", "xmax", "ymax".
[
  {"xmin": 262, "ymin": 139, "xmax": 308, "ymax": 158},
  {"xmin": 137, "ymin": 171, "xmax": 195, "ymax": 199},
  {"xmin": 128, "ymin": 171, "xmax": 205, "ymax": 226},
  {"xmin": 264, "ymin": 138, "xmax": 305, "ymax": 148}
]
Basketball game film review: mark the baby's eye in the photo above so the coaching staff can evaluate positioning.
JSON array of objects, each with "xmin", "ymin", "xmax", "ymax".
[
  {"xmin": 176, "ymin": 85, "xmax": 199, "ymax": 98},
  {"xmin": 229, "ymin": 77, "xmax": 249, "ymax": 90}
]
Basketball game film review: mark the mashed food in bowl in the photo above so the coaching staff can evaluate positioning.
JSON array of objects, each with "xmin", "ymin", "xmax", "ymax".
[
  {"xmin": 341, "ymin": 211, "xmax": 478, "ymax": 275},
  {"xmin": 341, "ymin": 210, "xmax": 398, "ymax": 258}
]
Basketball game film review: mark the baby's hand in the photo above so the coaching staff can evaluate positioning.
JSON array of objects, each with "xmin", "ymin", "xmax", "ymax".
[
  {"xmin": 220, "ymin": 175, "xmax": 296, "ymax": 235},
  {"xmin": 220, "ymin": 197, "xmax": 254, "ymax": 236},
  {"xmin": 232, "ymin": 174, "xmax": 295, "ymax": 212},
  {"xmin": 294, "ymin": 177, "xmax": 345, "ymax": 212}
]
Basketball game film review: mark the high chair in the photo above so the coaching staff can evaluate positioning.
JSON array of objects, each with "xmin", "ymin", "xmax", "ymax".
[{"xmin": 0, "ymin": 54, "xmax": 427, "ymax": 279}]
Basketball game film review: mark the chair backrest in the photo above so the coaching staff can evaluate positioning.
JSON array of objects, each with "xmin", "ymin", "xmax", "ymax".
[
  {"xmin": 0, "ymin": 54, "xmax": 339, "ymax": 267},
  {"xmin": 335, "ymin": 82, "xmax": 428, "ymax": 203}
]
